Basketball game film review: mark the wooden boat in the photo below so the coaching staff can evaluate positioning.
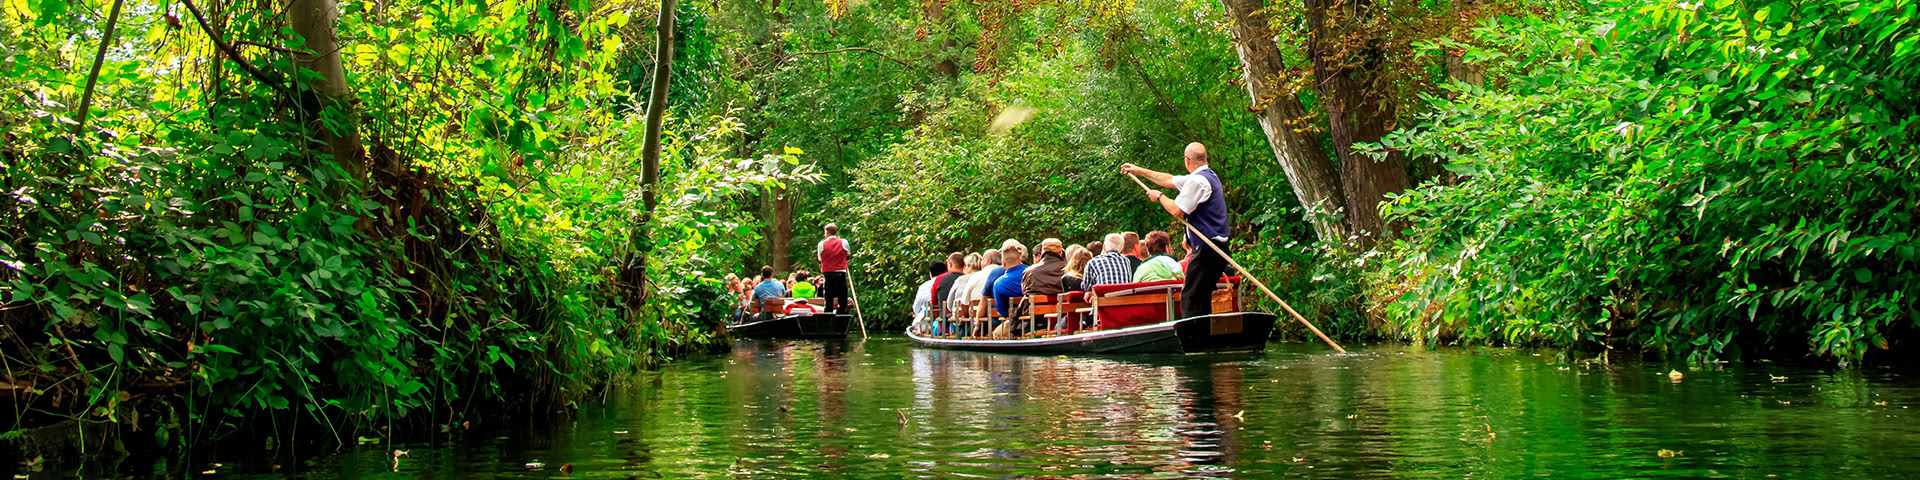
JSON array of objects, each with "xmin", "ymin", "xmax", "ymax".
[
  {"xmin": 727, "ymin": 298, "xmax": 853, "ymax": 339},
  {"xmin": 905, "ymin": 277, "xmax": 1275, "ymax": 354}
]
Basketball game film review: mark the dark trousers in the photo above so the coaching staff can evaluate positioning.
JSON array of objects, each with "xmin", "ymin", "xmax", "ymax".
[
  {"xmin": 822, "ymin": 271, "xmax": 851, "ymax": 312},
  {"xmin": 1181, "ymin": 239, "xmax": 1229, "ymax": 319}
]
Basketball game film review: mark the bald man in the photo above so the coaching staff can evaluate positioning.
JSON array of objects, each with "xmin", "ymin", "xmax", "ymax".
[{"xmin": 1121, "ymin": 142, "xmax": 1231, "ymax": 320}]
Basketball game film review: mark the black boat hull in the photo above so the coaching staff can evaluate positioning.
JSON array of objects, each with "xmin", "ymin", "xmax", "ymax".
[
  {"xmin": 906, "ymin": 312, "xmax": 1276, "ymax": 354},
  {"xmin": 729, "ymin": 312, "xmax": 853, "ymax": 339}
]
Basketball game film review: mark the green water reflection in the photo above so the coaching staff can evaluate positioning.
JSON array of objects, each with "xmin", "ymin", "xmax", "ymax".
[{"xmin": 237, "ymin": 338, "xmax": 1919, "ymax": 478}]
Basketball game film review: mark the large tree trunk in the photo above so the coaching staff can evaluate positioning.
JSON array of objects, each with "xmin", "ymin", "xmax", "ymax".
[
  {"xmin": 288, "ymin": 0, "xmax": 367, "ymax": 181},
  {"xmin": 1219, "ymin": 0, "xmax": 1348, "ymax": 243},
  {"xmin": 622, "ymin": 0, "xmax": 675, "ymax": 308},
  {"xmin": 641, "ymin": 1, "xmax": 674, "ymax": 215},
  {"xmin": 1304, "ymin": 0, "xmax": 1409, "ymax": 244}
]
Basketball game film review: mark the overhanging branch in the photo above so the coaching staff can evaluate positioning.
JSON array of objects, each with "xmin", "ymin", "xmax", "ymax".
[{"xmin": 181, "ymin": 0, "xmax": 293, "ymax": 97}]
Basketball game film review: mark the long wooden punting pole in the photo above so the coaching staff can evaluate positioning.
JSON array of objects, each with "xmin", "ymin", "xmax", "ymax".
[
  {"xmin": 1127, "ymin": 173, "xmax": 1347, "ymax": 353},
  {"xmin": 847, "ymin": 269, "xmax": 870, "ymax": 340}
]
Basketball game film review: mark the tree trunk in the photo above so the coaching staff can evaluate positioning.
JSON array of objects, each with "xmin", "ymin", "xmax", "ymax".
[
  {"xmin": 1446, "ymin": 0, "xmax": 1486, "ymax": 92},
  {"xmin": 925, "ymin": 0, "xmax": 960, "ymax": 81},
  {"xmin": 73, "ymin": 0, "xmax": 126, "ymax": 135},
  {"xmin": 772, "ymin": 189, "xmax": 792, "ymax": 273},
  {"xmin": 288, "ymin": 0, "xmax": 367, "ymax": 181},
  {"xmin": 1435, "ymin": 0, "xmax": 1482, "ymax": 186},
  {"xmin": 641, "ymin": 1, "xmax": 674, "ymax": 215},
  {"xmin": 1219, "ymin": 0, "xmax": 1348, "ymax": 243},
  {"xmin": 623, "ymin": 0, "xmax": 675, "ymax": 308},
  {"xmin": 1304, "ymin": 0, "xmax": 1409, "ymax": 244}
]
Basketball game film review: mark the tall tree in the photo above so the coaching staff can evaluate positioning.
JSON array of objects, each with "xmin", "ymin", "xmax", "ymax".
[
  {"xmin": 1305, "ymin": 0, "xmax": 1409, "ymax": 243},
  {"xmin": 288, "ymin": 0, "xmax": 367, "ymax": 180},
  {"xmin": 624, "ymin": 0, "xmax": 677, "ymax": 306},
  {"xmin": 1220, "ymin": 0, "xmax": 1348, "ymax": 242}
]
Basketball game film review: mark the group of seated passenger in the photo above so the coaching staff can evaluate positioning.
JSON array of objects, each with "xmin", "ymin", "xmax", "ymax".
[
  {"xmin": 725, "ymin": 266, "xmax": 823, "ymax": 324},
  {"xmin": 910, "ymin": 230, "xmax": 1196, "ymax": 338}
]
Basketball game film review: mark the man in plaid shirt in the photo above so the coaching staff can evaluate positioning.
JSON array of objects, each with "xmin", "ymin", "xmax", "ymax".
[{"xmin": 1083, "ymin": 233, "xmax": 1135, "ymax": 290}]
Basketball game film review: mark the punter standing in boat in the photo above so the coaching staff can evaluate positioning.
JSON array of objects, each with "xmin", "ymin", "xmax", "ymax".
[
  {"xmin": 817, "ymin": 224, "xmax": 852, "ymax": 313},
  {"xmin": 1121, "ymin": 142, "xmax": 1230, "ymax": 320}
]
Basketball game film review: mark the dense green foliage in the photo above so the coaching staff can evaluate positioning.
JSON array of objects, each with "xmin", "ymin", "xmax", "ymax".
[
  {"xmin": 1376, "ymin": 0, "xmax": 1918, "ymax": 364},
  {"xmin": 3, "ymin": 0, "xmax": 1915, "ymax": 464},
  {"xmin": 1, "ymin": 0, "xmax": 810, "ymax": 453},
  {"xmin": 829, "ymin": 1, "xmax": 1289, "ymax": 320}
]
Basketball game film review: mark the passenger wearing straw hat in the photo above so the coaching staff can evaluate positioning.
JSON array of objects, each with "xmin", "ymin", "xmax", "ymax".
[{"xmin": 1121, "ymin": 142, "xmax": 1230, "ymax": 320}]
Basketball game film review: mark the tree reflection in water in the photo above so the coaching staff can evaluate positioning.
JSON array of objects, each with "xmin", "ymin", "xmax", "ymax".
[{"xmin": 222, "ymin": 340, "xmax": 1920, "ymax": 478}]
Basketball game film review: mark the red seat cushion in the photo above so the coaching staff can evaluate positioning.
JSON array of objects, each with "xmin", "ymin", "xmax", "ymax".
[
  {"xmin": 1089, "ymin": 280, "xmax": 1183, "ymax": 297},
  {"xmin": 1089, "ymin": 281, "xmax": 1180, "ymax": 330},
  {"xmin": 1084, "ymin": 279, "xmax": 1240, "ymax": 330}
]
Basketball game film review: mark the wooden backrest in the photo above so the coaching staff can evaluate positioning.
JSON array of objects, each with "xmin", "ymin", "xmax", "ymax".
[
  {"xmin": 1212, "ymin": 289, "xmax": 1238, "ymax": 314},
  {"xmin": 1030, "ymin": 294, "xmax": 1061, "ymax": 316},
  {"xmin": 760, "ymin": 298, "xmax": 785, "ymax": 314}
]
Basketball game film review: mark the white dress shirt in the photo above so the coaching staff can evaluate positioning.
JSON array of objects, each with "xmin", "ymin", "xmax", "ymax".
[{"xmin": 1170, "ymin": 165, "xmax": 1215, "ymax": 215}]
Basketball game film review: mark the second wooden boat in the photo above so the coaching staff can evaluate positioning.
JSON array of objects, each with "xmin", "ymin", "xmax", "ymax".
[
  {"xmin": 727, "ymin": 298, "xmax": 852, "ymax": 339},
  {"xmin": 729, "ymin": 311, "xmax": 853, "ymax": 339}
]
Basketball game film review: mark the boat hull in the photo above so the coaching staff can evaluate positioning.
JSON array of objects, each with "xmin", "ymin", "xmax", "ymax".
[
  {"xmin": 906, "ymin": 312, "xmax": 1276, "ymax": 354},
  {"xmin": 729, "ymin": 313, "xmax": 853, "ymax": 339}
]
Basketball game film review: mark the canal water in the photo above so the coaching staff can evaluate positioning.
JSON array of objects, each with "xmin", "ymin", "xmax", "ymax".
[{"xmin": 228, "ymin": 338, "xmax": 1918, "ymax": 478}]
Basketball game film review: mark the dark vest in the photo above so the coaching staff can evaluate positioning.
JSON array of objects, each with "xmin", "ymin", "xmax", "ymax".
[{"xmin": 1188, "ymin": 167, "xmax": 1230, "ymax": 248}]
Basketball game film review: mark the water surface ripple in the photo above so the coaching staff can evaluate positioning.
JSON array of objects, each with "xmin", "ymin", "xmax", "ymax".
[{"xmin": 234, "ymin": 338, "xmax": 1920, "ymax": 478}]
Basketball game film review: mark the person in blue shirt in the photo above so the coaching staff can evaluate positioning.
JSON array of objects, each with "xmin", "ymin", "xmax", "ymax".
[
  {"xmin": 750, "ymin": 265, "xmax": 786, "ymax": 304},
  {"xmin": 991, "ymin": 243, "xmax": 1029, "ymax": 317},
  {"xmin": 978, "ymin": 249, "xmax": 1006, "ymax": 300}
]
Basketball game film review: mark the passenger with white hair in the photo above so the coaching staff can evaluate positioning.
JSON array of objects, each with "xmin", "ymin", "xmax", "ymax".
[
  {"xmin": 965, "ymin": 249, "xmax": 1006, "ymax": 332},
  {"xmin": 1084, "ymin": 233, "xmax": 1135, "ymax": 289},
  {"xmin": 974, "ymin": 248, "xmax": 1006, "ymax": 307}
]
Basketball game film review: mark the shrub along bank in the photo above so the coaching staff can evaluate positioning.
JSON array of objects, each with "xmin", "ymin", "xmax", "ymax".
[
  {"xmin": 1, "ymin": 1, "xmax": 808, "ymax": 467},
  {"xmin": 1370, "ymin": 0, "xmax": 1919, "ymax": 364}
]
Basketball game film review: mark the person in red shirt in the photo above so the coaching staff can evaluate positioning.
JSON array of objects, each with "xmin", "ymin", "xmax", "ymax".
[{"xmin": 816, "ymin": 224, "xmax": 852, "ymax": 313}]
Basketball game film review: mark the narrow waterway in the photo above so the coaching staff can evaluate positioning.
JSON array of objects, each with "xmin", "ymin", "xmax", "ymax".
[{"xmin": 225, "ymin": 338, "xmax": 1917, "ymax": 478}]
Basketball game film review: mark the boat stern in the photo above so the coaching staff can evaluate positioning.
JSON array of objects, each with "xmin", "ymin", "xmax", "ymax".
[{"xmin": 1172, "ymin": 312, "xmax": 1277, "ymax": 353}]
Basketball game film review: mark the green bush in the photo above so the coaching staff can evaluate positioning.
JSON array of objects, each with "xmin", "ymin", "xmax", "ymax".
[
  {"xmin": 1375, "ymin": 0, "xmax": 1919, "ymax": 364},
  {"xmin": 0, "ymin": 1, "xmax": 803, "ymax": 450}
]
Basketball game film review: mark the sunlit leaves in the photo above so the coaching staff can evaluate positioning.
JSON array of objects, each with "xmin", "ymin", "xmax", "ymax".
[{"xmin": 1375, "ymin": 0, "xmax": 1920, "ymax": 364}]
